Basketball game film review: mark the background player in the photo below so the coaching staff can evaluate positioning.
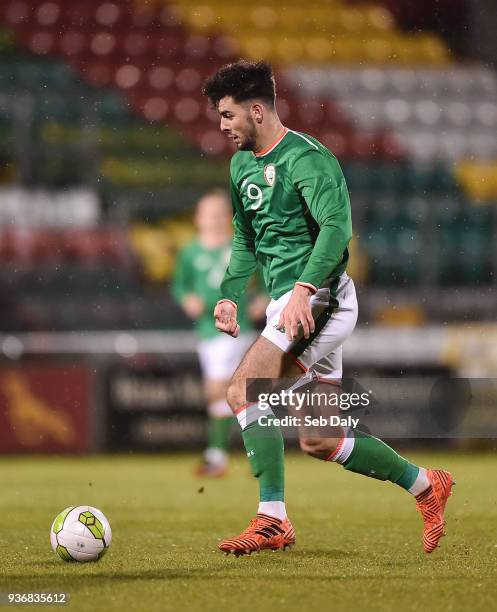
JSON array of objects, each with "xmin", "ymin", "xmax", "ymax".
[
  {"xmin": 202, "ymin": 60, "xmax": 454, "ymax": 555},
  {"xmin": 172, "ymin": 189, "xmax": 264, "ymax": 477}
]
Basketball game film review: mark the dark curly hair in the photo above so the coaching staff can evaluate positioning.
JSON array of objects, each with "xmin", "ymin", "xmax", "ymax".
[{"xmin": 202, "ymin": 60, "xmax": 276, "ymax": 108}]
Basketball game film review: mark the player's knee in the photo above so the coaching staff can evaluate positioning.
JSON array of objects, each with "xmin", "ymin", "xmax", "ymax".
[
  {"xmin": 299, "ymin": 436, "xmax": 338, "ymax": 460},
  {"xmin": 226, "ymin": 378, "xmax": 245, "ymax": 413}
]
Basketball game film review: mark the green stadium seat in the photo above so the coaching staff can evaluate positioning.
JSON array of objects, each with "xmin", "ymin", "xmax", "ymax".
[
  {"xmin": 397, "ymin": 196, "xmax": 429, "ymax": 227},
  {"xmin": 0, "ymin": 60, "xmax": 19, "ymax": 88},
  {"xmin": 93, "ymin": 93, "xmax": 134, "ymax": 124},
  {"xmin": 363, "ymin": 221, "xmax": 422, "ymax": 286},
  {"xmin": 33, "ymin": 93, "xmax": 84, "ymax": 122}
]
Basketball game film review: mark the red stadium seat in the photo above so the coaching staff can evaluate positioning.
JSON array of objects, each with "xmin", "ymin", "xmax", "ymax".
[
  {"xmin": 203, "ymin": 102, "xmax": 219, "ymax": 125},
  {"xmin": 98, "ymin": 228, "xmax": 131, "ymax": 264},
  {"xmin": 35, "ymin": 2, "xmax": 61, "ymax": 27},
  {"xmin": 175, "ymin": 68, "xmax": 201, "ymax": 93},
  {"xmin": 149, "ymin": 33, "xmax": 185, "ymax": 61},
  {"xmin": 61, "ymin": 229, "xmax": 99, "ymax": 262},
  {"xmin": 347, "ymin": 134, "xmax": 377, "ymax": 161},
  {"xmin": 173, "ymin": 97, "xmax": 201, "ymax": 123},
  {"xmin": 58, "ymin": 31, "xmax": 88, "ymax": 57},
  {"xmin": 377, "ymin": 132, "xmax": 405, "ymax": 161},
  {"xmin": 63, "ymin": 3, "xmax": 94, "ymax": 29},
  {"xmin": 129, "ymin": 94, "xmax": 170, "ymax": 122},
  {"xmin": 158, "ymin": 6, "xmax": 182, "ymax": 30},
  {"xmin": 82, "ymin": 61, "xmax": 114, "ymax": 88},
  {"xmin": 24, "ymin": 29, "xmax": 55, "ymax": 55},
  {"xmin": 296, "ymin": 99, "xmax": 327, "ymax": 127},
  {"xmin": 274, "ymin": 97, "xmax": 290, "ymax": 122},
  {"xmin": 33, "ymin": 230, "xmax": 63, "ymax": 262},
  {"xmin": 3, "ymin": 1, "xmax": 30, "ymax": 26},
  {"xmin": 114, "ymin": 64, "xmax": 142, "ymax": 90},
  {"xmin": 122, "ymin": 32, "xmax": 150, "ymax": 58},
  {"xmin": 321, "ymin": 132, "xmax": 348, "ymax": 157},
  {"xmin": 89, "ymin": 31, "xmax": 117, "ymax": 57},
  {"xmin": 95, "ymin": 2, "xmax": 121, "ymax": 28},
  {"xmin": 130, "ymin": 5, "xmax": 158, "ymax": 29},
  {"xmin": 0, "ymin": 229, "xmax": 37, "ymax": 264},
  {"xmin": 196, "ymin": 129, "xmax": 229, "ymax": 155},
  {"xmin": 211, "ymin": 35, "xmax": 238, "ymax": 60},
  {"xmin": 183, "ymin": 35, "xmax": 211, "ymax": 59},
  {"xmin": 147, "ymin": 66, "xmax": 175, "ymax": 92}
]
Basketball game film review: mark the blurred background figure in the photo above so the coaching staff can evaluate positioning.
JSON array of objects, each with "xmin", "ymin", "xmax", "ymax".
[{"xmin": 172, "ymin": 190, "xmax": 263, "ymax": 477}]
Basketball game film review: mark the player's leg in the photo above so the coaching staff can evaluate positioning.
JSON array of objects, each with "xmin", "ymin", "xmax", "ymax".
[
  {"xmin": 220, "ymin": 278, "xmax": 364, "ymax": 555},
  {"xmin": 196, "ymin": 336, "xmax": 243, "ymax": 476},
  {"xmin": 219, "ymin": 335, "xmax": 301, "ymax": 555},
  {"xmin": 197, "ymin": 378, "xmax": 233, "ymax": 477},
  {"xmin": 293, "ymin": 279, "xmax": 454, "ymax": 553},
  {"xmin": 288, "ymin": 275, "xmax": 427, "ymax": 489},
  {"xmin": 226, "ymin": 334, "xmax": 302, "ymax": 515},
  {"xmin": 298, "ymin": 366, "xmax": 454, "ymax": 554},
  {"xmin": 297, "ymin": 345, "xmax": 432, "ymax": 493},
  {"xmin": 220, "ymin": 276, "xmax": 361, "ymax": 555},
  {"xmin": 222, "ymin": 274, "xmax": 453, "ymax": 554},
  {"xmin": 313, "ymin": 399, "xmax": 454, "ymax": 552}
]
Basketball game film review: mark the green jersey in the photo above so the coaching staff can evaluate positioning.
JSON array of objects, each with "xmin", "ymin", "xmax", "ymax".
[
  {"xmin": 172, "ymin": 240, "xmax": 251, "ymax": 340},
  {"xmin": 220, "ymin": 128, "xmax": 352, "ymax": 303}
]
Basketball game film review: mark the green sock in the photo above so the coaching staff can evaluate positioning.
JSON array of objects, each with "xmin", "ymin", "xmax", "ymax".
[
  {"xmin": 241, "ymin": 417, "xmax": 285, "ymax": 502},
  {"xmin": 207, "ymin": 416, "xmax": 235, "ymax": 453},
  {"xmin": 394, "ymin": 462, "xmax": 420, "ymax": 491},
  {"xmin": 343, "ymin": 430, "xmax": 419, "ymax": 489}
]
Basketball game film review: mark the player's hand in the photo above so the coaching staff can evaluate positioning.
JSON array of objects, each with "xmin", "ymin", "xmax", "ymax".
[
  {"xmin": 214, "ymin": 300, "xmax": 240, "ymax": 338},
  {"xmin": 182, "ymin": 294, "xmax": 205, "ymax": 319},
  {"xmin": 276, "ymin": 284, "xmax": 315, "ymax": 341}
]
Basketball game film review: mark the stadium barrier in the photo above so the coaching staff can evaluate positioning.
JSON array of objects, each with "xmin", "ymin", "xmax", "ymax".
[{"xmin": 0, "ymin": 325, "xmax": 496, "ymax": 453}]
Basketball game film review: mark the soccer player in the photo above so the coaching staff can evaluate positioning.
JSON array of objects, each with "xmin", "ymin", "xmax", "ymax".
[
  {"xmin": 172, "ymin": 189, "xmax": 261, "ymax": 477},
  {"xmin": 202, "ymin": 60, "xmax": 454, "ymax": 555}
]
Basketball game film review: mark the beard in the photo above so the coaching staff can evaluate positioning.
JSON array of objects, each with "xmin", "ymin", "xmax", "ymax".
[{"xmin": 237, "ymin": 115, "xmax": 257, "ymax": 151}]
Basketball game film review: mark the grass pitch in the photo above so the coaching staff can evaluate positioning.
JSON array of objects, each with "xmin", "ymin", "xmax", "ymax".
[{"xmin": 1, "ymin": 451, "xmax": 496, "ymax": 612}]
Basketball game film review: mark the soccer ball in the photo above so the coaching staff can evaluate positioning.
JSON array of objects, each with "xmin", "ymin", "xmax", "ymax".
[{"xmin": 50, "ymin": 506, "xmax": 112, "ymax": 562}]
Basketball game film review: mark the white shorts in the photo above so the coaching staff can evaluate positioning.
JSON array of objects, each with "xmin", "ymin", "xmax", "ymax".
[
  {"xmin": 198, "ymin": 333, "xmax": 255, "ymax": 381},
  {"xmin": 261, "ymin": 273, "xmax": 358, "ymax": 380}
]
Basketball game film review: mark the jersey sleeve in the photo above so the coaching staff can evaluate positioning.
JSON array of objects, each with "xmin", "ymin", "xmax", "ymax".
[
  {"xmin": 219, "ymin": 173, "xmax": 258, "ymax": 305},
  {"xmin": 290, "ymin": 149, "xmax": 352, "ymax": 289},
  {"xmin": 171, "ymin": 245, "xmax": 193, "ymax": 304}
]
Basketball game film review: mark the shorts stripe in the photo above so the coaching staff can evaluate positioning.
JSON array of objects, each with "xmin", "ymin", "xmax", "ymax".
[
  {"xmin": 325, "ymin": 435, "xmax": 345, "ymax": 462},
  {"xmin": 285, "ymin": 351, "xmax": 308, "ymax": 372},
  {"xmin": 234, "ymin": 402, "xmax": 252, "ymax": 415}
]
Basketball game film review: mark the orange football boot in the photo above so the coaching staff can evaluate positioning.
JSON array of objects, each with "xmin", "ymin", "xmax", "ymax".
[
  {"xmin": 415, "ymin": 469, "xmax": 454, "ymax": 553},
  {"xmin": 219, "ymin": 513, "xmax": 296, "ymax": 556}
]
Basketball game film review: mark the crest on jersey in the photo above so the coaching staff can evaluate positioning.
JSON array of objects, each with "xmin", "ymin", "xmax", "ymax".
[{"xmin": 263, "ymin": 164, "xmax": 276, "ymax": 187}]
